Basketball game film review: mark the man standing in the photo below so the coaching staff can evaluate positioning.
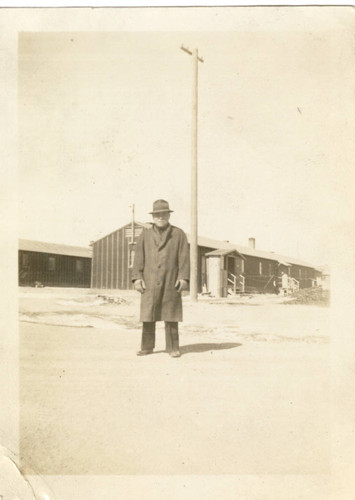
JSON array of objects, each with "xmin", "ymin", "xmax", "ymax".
[{"xmin": 132, "ymin": 200, "xmax": 190, "ymax": 358}]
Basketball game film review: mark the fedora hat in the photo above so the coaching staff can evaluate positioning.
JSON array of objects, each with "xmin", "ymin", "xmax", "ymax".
[{"xmin": 149, "ymin": 199, "xmax": 174, "ymax": 214}]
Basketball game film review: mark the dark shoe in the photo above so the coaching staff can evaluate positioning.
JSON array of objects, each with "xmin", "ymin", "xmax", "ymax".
[
  {"xmin": 169, "ymin": 350, "xmax": 181, "ymax": 358},
  {"xmin": 136, "ymin": 349, "xmax": 153, "ymax": 356}
]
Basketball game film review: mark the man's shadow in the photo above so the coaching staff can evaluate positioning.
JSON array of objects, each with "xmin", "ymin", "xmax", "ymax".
[{"xmin": 179, "ymin": 342, "xmax": 242, "ymax": 355}]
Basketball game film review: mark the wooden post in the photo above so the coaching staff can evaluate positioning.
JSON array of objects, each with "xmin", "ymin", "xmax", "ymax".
[
  {"xmin": 128, "ymin": 204, "xmax": 135, "ymax": 288},
  {"xmin": 131, "ymin": 204, "xmax": 135, "ymax": 244}
]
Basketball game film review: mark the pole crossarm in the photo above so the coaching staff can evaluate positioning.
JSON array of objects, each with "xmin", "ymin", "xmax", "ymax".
[{"xmin": 180, "ymin": 44, "xmax": 204, "ymax": 63}]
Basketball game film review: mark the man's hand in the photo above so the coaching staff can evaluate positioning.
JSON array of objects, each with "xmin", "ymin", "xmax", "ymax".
[
  {"xmin": 134, "ymin": 279, "xmax": 146, "ymax": 293},
  {"xmin": 175, "ymin": 279, "xmax": 189, "ymax": 293}
]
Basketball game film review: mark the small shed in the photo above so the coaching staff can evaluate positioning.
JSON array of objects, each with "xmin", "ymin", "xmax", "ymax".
[{"xmin": 205, "ymin": 248, "xmax": 246, "ymax": 297}]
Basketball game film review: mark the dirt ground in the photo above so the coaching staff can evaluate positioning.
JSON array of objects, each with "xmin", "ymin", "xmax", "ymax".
[{"xmin": 19, "ymin": 287, "xmax": 330, "ymax": 475}]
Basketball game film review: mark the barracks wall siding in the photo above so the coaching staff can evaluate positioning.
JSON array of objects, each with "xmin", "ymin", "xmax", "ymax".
[
  {"xmin": 91, "ymin": 225, "xmax": 144, "ymax": 289},
  {"xmin": 91, "ymin": 223, "xmax": 319, "ymax": 293},
  {"xmin": 243, "ymin": 256, "xmax": 279, "ymax": 293},
  {"xmin": 92, "ymin": 224, "xmax": 211, "ymax": 292},
  {"xmin": 241, "ymin": 255, "xmax": 316, "ymax": 292},
  {"xmin": 18, "ymin": 250, "xmax": 91, "ymax": 288},
  {"xmin": 289, "ymin": 264, "xmax": 316, "ymax": 289}
]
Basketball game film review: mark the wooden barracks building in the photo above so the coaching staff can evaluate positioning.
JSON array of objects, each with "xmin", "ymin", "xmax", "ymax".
[
  {"xmin": 19, "ymin": 239, "xmax": 92, "ymax": 288},
  {"xmin": 90, "ymin": 222, "xmax": 321, "ymax": 296}
]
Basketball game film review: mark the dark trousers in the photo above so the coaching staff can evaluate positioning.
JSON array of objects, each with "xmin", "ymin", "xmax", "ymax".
[{"xmin": 141, "ymin": 321, "xmax": 179, "ymax": 352}]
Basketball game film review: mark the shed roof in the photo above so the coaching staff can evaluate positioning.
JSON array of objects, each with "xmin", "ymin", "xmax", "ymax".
[
  {"xmin": 205, "ymin": 248, "xmax": 245, "ymax": 259},
  {"xmin": 19, "ymin": 239, "xmax": 92, "ymax": 258},
  {"xmin": 277, "ymin": 260, "xmax": 292, "ymax": 267}
]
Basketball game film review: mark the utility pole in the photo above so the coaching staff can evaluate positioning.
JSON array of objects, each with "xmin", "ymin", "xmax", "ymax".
[{"xmin": 181, "ymin": 44, "xmax": 204, "ymax": 302}]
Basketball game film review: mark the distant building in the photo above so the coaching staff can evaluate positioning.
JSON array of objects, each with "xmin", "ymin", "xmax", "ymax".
[
  {"xmin": 18, "ymin": 239, "xmax": 92, "ymax": 288},
  {"xmin": 315, "ymin": 265, "xmax": 330, "ymax": 290},
  {"xmin": 90, "ymin": 222, "xmax": 321, "ymax": 296}
]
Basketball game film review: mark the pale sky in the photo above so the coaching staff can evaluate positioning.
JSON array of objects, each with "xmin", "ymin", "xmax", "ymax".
[{"xmin": 18, "ymin": 13, "xmax": 353, "ymax": 265}]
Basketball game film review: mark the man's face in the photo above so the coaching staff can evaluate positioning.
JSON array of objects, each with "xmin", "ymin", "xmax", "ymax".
[{"xmin": 153, "ymin": 212, "xmax": 170, "ymax": 228}]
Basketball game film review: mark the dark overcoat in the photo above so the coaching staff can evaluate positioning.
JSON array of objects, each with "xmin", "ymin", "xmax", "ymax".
[{"xmin": 132, "ymin": 224, "xmax": 190, "ymax": 322}]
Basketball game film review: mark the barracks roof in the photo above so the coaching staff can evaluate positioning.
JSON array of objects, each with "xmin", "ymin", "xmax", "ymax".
[
  {"xmin": 182, "ymin": 232, "xmax": 315, "ymax": 268},
  {"xmin": 94, "ymin": 222, "xmax": 317, "ymax": 269},
  {"xmin": 19, "ymin": 239, "xmax": 92, "ymax": 258}
]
